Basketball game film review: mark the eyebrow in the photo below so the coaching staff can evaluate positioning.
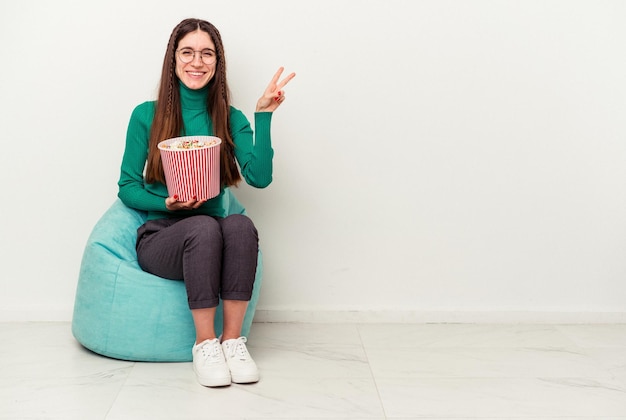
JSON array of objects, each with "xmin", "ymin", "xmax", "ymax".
[{"xmin": 179, "ymin": 46, "xmax": 216, "ymax": 53}]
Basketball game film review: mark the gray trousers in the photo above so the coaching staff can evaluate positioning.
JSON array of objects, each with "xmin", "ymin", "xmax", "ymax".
[{"xmin": 136, "ymin": 214, "xmax": 259, "ymax": 309}]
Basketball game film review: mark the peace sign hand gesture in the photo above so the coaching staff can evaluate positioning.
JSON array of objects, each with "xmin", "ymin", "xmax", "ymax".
[{"xmin": 256, "ymin": 67, "xmax": 296, "ymax": 113}]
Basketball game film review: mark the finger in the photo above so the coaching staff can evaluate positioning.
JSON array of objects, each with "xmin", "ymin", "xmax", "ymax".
[
  {"xmin": 176, "ymin": 198, "xmax": 194, "ymax": 210},
  {"xmin": 276, "ymin": 72, "xmax": 296, "ymax": 90},
  {"xmin": 267, "ymin": 67, "xmax": 284, "ymax": 89}
]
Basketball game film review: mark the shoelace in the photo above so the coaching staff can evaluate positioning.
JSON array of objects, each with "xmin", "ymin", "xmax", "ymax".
[
  {"xmin": 224, "ymin": 337, "xmax": 250, "ymax": 361},
  {"xmin": 198, "ymin": 339, "xmax": 223, "ymax": 364}
]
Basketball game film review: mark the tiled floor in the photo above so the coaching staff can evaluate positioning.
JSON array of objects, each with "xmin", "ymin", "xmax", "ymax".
[{"xmin": 1, "ymin": 322, "xmax": 626, "ymax": 419}]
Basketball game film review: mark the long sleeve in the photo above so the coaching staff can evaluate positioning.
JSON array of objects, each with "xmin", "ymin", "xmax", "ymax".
[
  {"xmin": 117, "ymin": 102, "xmax": 169, "ymax": 212},
  {"xmin": 116, "ymin": 94, "xmax": 274, "ymax": 220},
  {"xmin": 231, "ymin": 109, "xmax": 274, "ymax": 188}
]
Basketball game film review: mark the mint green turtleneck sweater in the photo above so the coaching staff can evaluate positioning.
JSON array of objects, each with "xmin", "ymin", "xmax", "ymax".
[{"xmin": 117, "ymin": 83, "xmax": 273, "ymax": 220}]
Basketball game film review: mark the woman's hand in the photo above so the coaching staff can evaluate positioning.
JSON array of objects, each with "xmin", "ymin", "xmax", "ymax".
[
  {"xmin": 256, "ymin": 67, "xmax": 296, "ymax": 113},
  {"xmin": 165, "ymin": 196, "xmax": 206, "ymax": 211}
]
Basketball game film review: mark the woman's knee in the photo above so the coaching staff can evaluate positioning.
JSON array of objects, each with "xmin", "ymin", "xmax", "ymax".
[
  {"xmin": 181, "ymin": 215, "xmax": 222, "ymax": 244},
  {"xmin": 220, "ymin": 214, "xmax": 258, "ymax": 241}
]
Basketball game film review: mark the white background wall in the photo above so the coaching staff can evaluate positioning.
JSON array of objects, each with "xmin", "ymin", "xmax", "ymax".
[{"xmin": 1, "ymin": 0, "xmax": 624, "ymax": 322}]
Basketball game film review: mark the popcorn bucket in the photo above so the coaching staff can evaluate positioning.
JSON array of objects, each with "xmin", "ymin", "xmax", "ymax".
[{"xmin": 158, "ymin": 136, "xmax": 221, "ymax": 201}]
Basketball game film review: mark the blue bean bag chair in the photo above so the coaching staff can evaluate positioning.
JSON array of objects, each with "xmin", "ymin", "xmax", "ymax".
[{"xmin": 72, "ymin": 189, "xmax": 263, "ymax": 362}]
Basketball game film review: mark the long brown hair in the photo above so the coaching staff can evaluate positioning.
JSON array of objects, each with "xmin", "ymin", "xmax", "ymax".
[{"xmin": 145, "ymin": 18, "xmax": 241, "ymax": 187}]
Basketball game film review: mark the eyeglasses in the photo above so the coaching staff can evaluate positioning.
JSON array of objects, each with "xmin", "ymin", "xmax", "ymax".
[{"xmin": 176, "ymin": 48, "xmax": 217, "ymax": 65}]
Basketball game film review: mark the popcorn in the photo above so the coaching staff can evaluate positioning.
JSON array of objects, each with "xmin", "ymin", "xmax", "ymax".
[
  {"xmin": 158, "ymin": 136, "xmax": 222, "ymax": 201},
  {"xmin": 161, "ymin": 138, "xmax": 219, "ymax": 150}
]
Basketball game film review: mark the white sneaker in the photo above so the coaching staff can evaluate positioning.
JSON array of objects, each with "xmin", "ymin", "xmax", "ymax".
[
  {"xmin": 192, "ymin": 338, "xmax": 231, "ymax": 387},
  {"xmin": 221, "ymin": 337, "xmax": 259, "ymax": 384}
]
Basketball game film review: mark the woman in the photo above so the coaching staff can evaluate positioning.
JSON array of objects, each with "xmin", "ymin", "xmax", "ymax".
[{"xmin": 117, "ymin": 18, "xmax": 295, "ymax": 387}]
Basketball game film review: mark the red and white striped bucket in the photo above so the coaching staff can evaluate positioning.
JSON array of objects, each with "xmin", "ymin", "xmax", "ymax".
[{"xmin": 158, "ymin": 136, "xmax": 221, "ymax": 201}]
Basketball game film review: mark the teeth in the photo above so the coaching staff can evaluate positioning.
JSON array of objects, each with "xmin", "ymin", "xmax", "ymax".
[{"xmin": 189, "ymin": 72, "xmax": 204, "ymax": 76}]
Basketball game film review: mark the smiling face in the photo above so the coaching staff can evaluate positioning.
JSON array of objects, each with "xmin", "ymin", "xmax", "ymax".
[{"xmin": 175, "ymin": 29, "xmax": 216, "ymax": 90}]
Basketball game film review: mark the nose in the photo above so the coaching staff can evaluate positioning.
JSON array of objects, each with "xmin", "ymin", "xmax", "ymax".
[{"xmin": 191, "ymin": 51, "xmax": 204, "ymax": 66}]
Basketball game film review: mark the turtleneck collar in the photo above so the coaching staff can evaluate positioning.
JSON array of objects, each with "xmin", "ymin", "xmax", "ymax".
[{"xmin": 179, "ymin": 82, "xmax": 209, "ymax": 110}]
